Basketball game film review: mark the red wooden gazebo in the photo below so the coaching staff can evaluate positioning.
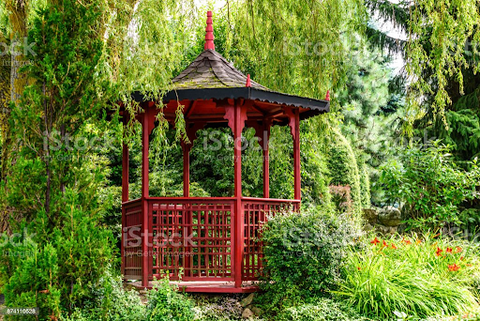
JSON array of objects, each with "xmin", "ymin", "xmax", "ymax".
[{"xmin": 121, "ymin": 11, "xmax": 330, "ymax": 293}]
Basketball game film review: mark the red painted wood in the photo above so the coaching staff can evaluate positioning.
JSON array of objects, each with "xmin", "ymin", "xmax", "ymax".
[
  {"xmin": 241, "ymin": 198, "xmax": 298, "ymax": 280},
  {"xmin": 234, "ymin": 101, "xmax": 244, "ymax": 288},
  {"xmin": 182, "ymin": 142, "xmax": 192, "ymax": 277},
  {"xmin": 123, "ymin": 199, "xmax": 143, "ymax": 280},
  {"xmin": 121, "ymin": 114, "xmax": 129, "ymax": 276},
  {"xmin": 263, "ymin": 122, "xmax": 271, "ymax": 198},
  {"xmin": 141, "ymin": 109, "xmax": 150, "ymax": 287},
  {"xmin": 204, "ymin": 11, "xmax": 215, "ymax": 50},
  {"xmin": 182, "ymin": 143, "xmax": 190, "ymax": 197},
  {"xmin": 246, "ymin": 74, "xmax": 251, "ymax": 87},
  {"xmin": 293, "ymin": 108, "xmax": 301, "ymax": 200},
  {"xmin": 149, "ymin": 198, "xmax": 235, "ymax": 280}
]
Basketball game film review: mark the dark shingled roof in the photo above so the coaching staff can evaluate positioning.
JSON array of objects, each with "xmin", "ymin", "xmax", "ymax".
[
  {"xmin": 130, "ymin": 44, "xmax": 330, "ymax": 118},
  {"xmin": 172, "ymin": 49, "xmax": 267, "ymax": 90}
]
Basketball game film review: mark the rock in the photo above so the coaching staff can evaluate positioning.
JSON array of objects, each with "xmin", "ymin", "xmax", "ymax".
[
  {"xmin": 251, "ymin": 306, "xmax": 263, "ymax": 316},
  {"xmin": 362, "ymin": 208, "xmax": 378, "ymax": 224},
  {"xmin": 363, "ymin": 223, "xmax": 374, "ymax": 232},
  {"xmin": 389, "ymin": 226, "xmax": 398, "ymax": 234},
  {"xmin": 241, "ymin": 293, "xmax": 255, "ymax": 307},
  {"xmin": 242, "ymin": 308, "xmax": 254, "ymax": 319},
  {"xmin": 378, "ymin": 206, "xmax": 402, "ymax": 227}
]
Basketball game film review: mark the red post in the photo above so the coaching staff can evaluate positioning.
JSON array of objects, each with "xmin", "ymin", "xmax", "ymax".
[
  {"xmin": 263, "ymin": 122, "xmax": 270, "ymax": 198},
  {"xmin": 234, "ymin": 101, "xmax": 244, "ymax": 288},
  {"xmin": 182, "ymin": 143, "xmax": 190, "ymax": 197},
  {"xmin": 182, "ymin": 142, "xmax": 191, "ymax": 277},
  {"xmin": 293, "ymin": 109, "xmax": 301, "ymax": 200},
  {"xmin": 121, "ymin": 114, "xmax": 129, "ymax": 276},
  {"xmin": 141, "ymin": 108, "xmax": 150, "ymax": 287}
]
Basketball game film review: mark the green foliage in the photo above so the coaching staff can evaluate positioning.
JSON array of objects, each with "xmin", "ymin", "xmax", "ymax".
[
  {"xmin": 276, "ymin": 298, "xmax": 369, "ymax": 321},
  {"xmin": 259, "ymin": 207, "xmax": 362, "ymax": 312},
  {"xmin": 146, "ymin": 278, "xmax": 195, "ymax": 321},
  {"xmin": 192, "ymin": 296, "xmax": 245, "ymax": 321},
  {"xmin": 407, "ymin": 0, "xmax": 480, "ymax": 122},
  {"xmin": 437, "ymin": 87, "xmax": 480, "ymax": 161},
  {"xmin": 336, "ymin": 33, "xmax": 402, "ymax": 205},
  {"xmin": 0, "ymin": 189, "xmax": 114, "ymax": 320},
  {"xmin": 60, "ymin": 270, "xmax": 145, "ymax": 321},
  {"xmin": 337, "ymin": 234, "xmax": 480, "ymax": 319},
  {"xmin": 60, "ymin": 274, "xmax": 194, "ymax": 321},
  {"xmin": 380, "ymin": 143, "xmax": 480, "ymax": 231},
  {"xmin": 326, "ymin": 128, "xmax": 363, "ymax": 208}
]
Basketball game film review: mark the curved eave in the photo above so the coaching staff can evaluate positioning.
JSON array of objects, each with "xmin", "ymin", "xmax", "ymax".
[{"xmin": 131, "ymin": 87, "xmax": 330, "ymax": 119}]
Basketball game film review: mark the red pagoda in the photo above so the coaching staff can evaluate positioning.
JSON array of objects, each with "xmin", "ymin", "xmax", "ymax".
[{"xmin": 121, "ymin": 11, "xmax": 330, "ymax": 292}]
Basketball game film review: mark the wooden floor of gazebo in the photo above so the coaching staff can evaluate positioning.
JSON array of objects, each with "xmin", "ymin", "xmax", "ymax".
[{"xmin": 130, "ymin": 280, "xmax": 259, "ymax": 293}]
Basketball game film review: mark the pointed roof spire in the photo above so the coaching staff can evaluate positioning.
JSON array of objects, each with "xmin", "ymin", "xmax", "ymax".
[
  {"xmin": 325, "ymin": 90, "xmax": 330, "ymax": 101},
  {"xmin": 204, "ymin": 11, "xmax": 215, "ymax": 50},
  {"xmin": 246, "ymin": 74, "xmax": 251, "ymax": 87}
]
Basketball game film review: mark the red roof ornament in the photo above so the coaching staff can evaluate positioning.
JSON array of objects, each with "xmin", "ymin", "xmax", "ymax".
[
  {"xmin": 325, "ymin": 90, "xmax": 330, "ymax": 101},
  {"xmin": 204, "ymin": 11, "xmax": 215, "ymax": 50},
  {"xmin": 246, "ymin": 74, "xmax": 251, "ymax": 87}
]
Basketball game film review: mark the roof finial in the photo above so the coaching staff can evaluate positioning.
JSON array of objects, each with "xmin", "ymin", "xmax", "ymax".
[
  {"xmin": 246, "ymin": 74, "xmax": 251, "ymax": 87},
  {"xmin": 325, "ymin": 90, "xmax": 330, "ymax": 101},
  {"xmin": 204, "ymin": 11, "xmax": 215, "ymax": 50}
]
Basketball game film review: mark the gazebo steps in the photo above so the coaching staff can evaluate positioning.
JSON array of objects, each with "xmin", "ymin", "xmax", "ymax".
[{"xmin": 130, "ymin": 280, "xmax": 259, "ymax": 293}]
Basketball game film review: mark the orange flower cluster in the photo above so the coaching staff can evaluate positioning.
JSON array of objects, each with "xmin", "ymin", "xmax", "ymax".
[{"xmin": 368, "ymin": 237, "xmax": 467, "ymax": 273}]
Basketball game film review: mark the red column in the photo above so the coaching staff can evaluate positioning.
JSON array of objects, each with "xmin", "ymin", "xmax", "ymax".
[
  {"xmin": 141, "ymin": 110, "xmax": 150, "ymax": 287},
  {"xmin": 182, "ymin": 142, "xmax": 191, "ymax": 277},
  {"xmin": 293, "ymin": 109, "xmax": 301, "ymax": 200},
  {"xmin": 121, "ymin": 114, "xmax": 129, "ymax": 277},
  {"xmin": 182, "ymin": 143, "xmax": 190, "ymax": 197},
  {"xmin": 263, "ymin": 122, "xmax": 271, "ymax": 198},
  {"xmin": 234, "ymin": 102, "xmax": 244, "ymax": 288}
]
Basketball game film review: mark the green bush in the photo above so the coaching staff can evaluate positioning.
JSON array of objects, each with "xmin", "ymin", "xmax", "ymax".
[
  {"xmin": 380, "ymin": 142, "xmax": 480, "ymax": 231},
  {"xmin": 336, "ymin": 234, "xmax": 480, "ymax": 319},
  {"xmin": 326, "ymin": 128, "xmax": 363, "ymax": 208},
  {"xmin": 0, "ymin": 189, "xmax": 114, "ymax": 321},
  {"xmin": 259, "ymin": 207, "xmax": 362, "ymax": 311},
  {"xmin": 60, "ymin": 270, "xmax": 145, "ymax": 321},
  {"xmin": 277, "ymin": 298, "xmax": 369, "ymax": 321},
  {"xmin": 61, "ymin": 275, "xmax": 194, "ymax": 321},
  {"xmin": 146, "ymin": 278, "xmax": 195, "ymax": 321}
]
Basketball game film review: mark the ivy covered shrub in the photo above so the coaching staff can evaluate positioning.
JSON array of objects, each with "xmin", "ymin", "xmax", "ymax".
[
  {"xmin": 259, "ymin": 207, "xmax": 362, "ymax": 312},
  {"xmin": 276, "ymin": 298, "xmax": 368, "ymax": 321}
]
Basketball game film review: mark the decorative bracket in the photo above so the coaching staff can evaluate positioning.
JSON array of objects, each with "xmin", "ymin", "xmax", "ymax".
[
  {"xmin": 284, "ymin": 107, "xmax": 297, "ymax": 141},
  {"xmin": 224, "ymin": 102, "xmax": 248, "ymax": 134}
]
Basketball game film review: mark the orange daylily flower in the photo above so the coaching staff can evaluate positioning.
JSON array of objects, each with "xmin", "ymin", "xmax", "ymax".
[
  {"xmin": 391, "ymin": 244, "xmax": 397, "ymax": 249},
  {"xmin": 370, "ymin": 237, "xmax": 380, "ymax": 245},
  {"xmin": 448, "ymin": 264, "xmax": 460, "ymax": 272},
  {"xmin": 446, "ymin": 247, "xmax": 453, "ymax": 254},
  {"xmin": 455, "ymin": 246, "xmax": 463, "ymax": 253},
  {"xmin": 436, "ymin": 247, "xmax": 443, "ymax": 256}
]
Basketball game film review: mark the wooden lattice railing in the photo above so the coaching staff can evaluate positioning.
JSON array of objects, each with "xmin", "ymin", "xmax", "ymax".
[
  {"xmin": 241, "ymin": 197, "xmax": 300, "ymax": 280},
  {"xmin": 122, "ymin": 197, "xmax": 299, "ymax": 284}
]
